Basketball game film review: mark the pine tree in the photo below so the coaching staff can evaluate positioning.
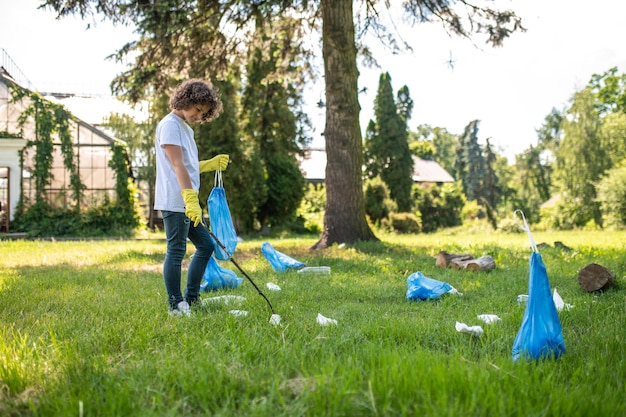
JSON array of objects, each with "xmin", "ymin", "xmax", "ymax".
[{"xmin": 365, "ymin": 73, "xmax": 414, "ymax": 212}]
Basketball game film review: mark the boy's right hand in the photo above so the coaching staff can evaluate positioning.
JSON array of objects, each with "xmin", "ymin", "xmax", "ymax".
[{"xmin": 180, "ymin": 189, "xmax": 203, "ymax": 227}]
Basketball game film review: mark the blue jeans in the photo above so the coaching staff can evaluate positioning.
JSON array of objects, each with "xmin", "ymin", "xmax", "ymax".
[{"xmin": 161, "ymin": 211, "xmax": 214, "ymax": 309}]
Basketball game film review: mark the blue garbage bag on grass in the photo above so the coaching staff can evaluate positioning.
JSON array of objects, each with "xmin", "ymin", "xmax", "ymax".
[
  {"xmin": 406, "ymin": 272, "xmax": 452, "ymax": 301},
  {"xmin": 261, "ymin": 242, "xmax": 305, "ymax": 272},
  {"xmin": 208, "ymin": 171, "xmax": 238, "ymax": 260},
  {"xmin": 200, "ymin": 257, "xmax": 244, "ymax": 292},
  {"xmin": 512, "ymin": 210, "xmax": 565, "ymax": 362}
]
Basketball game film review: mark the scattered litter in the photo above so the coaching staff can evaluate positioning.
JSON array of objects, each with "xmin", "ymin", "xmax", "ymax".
[
  {"xmin": 261, "ymin": 242, "xmax": 305, "ymax": 272},
  {"xmin": 297, "ymin": 266, "xmax": 331, "ymax": 275},
  {"xmin": 200, "ymin": 257, "xmax": 244, "ymax": 292},
  {"xmin": 201, "ymin": 295, "xmax": 246, "ymax": 306},
  {"xmin": 455, "ymin": 321, "xmax": 484, "ymax": 336},
  {"xmin": 406, "ymin": 272, "xmax": 455, "ymax": 301},
  {"xmin": 317, "ymin": 313, "xmax": 338, "ymax": 326},
  {"xmin": 512, "ymin": 209, "xmax": 565, "ymax": 362},
  {"xmin": 553, "ymin": 288, "xmax": 573, "ymax": 311},
  {"xmin": 269, "ymin": 314, "xmax": 282, "ymax": 326},
  {"xmin": 447, "ymin": 287, "xmax": 463, "ymax": 296},
  {"xmin": 266, "ymin": 282, "xmax": 282, "ymax": 291},
  {"xmin": 517, "ymin": 294, "xmax": 528, "ymax": 305},
  {"xmin": 477, "ymin": 314, "xmax": 501, "ymax": 324},
  {"xmin": 229, "ymin": 310, "xmax": 248, "ymax": 317}
]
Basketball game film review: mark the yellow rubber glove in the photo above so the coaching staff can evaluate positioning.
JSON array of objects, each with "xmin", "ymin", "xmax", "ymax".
[
  {"xmin": 180, "ymin": 189, "xmax": 203, "ymax": 227},
  {"xmin": 199, "ymin": 154, "xmax": 230, "ymax": 173}
]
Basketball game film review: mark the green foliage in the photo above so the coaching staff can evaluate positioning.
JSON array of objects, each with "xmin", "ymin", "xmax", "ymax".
[
  {"xmin": 11, "ymin": 198, "xmax": 140, "ymax": 237},
  {"xmin": 596, "ymin": 163, "xmax": 626, "ymax": 229},
  {"xmin": 385, "ymin": 211, "xmax": 421, "ymax": 233},
  {"xmin": 554, "ymin": 88, "xmax": 607, "ymax": 226},
  {"xmin": 261, "ymin": 154, "xmax": 306, "ymax": 227},
  {"xmin": 589, "ymin": 66, "xmax": 626, "ymax": 114},
  {"xmin": 364, "ymin": 73, "xmax": 414, "ymax": 212},
  {"xmin": 9, "ymin": 84, "xmax": 141, "ymax": 237},
  {"xmin": 239, "ymin": 18, "xmax": 309, "ymax": 231},
  {"xmin": 410, "ymin": 124, "xmax": 457, "ymax": 175},
  {"xmin": 413, "ymin": 182, "xmax": 465, "ymax": 233},
  {"xmin": 408, "ymin": 135, "xmax": 436, "ymax": 159},
  {"xmin": 296, "ymin": 183, "xmax": 326, "ymax": 234},
  {"xmin": 364, "ymin": 176, "xmax": 396, "ymax": 224},
  {"xmin": 455, "ymin": 120, "xmax": 486, "ymax": 202},
  {"xmin": 12, "ymin": 87, "xmax": 81, "ymax": 205},
  {"xmin": 461, "ymin": 199, "xmax": 485, "ymax": 221},
  {"xmin": 103, "ymin": 110, "xmax": 157, "ymax": 223}
]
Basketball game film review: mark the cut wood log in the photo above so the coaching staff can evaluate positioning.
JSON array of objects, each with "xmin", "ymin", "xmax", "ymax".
[
  {"xmin": 578, "ymin": 263, "xmax": 616, "ymax": 292},
  {"xmin": 449, "ymin": 255, "xmax": 496, "ymax": 272},
  {"xmin": 435, "ymin": 251, "xmax": 474, "ymax": 268}
]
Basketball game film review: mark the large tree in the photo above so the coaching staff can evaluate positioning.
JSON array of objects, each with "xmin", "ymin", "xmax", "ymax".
[{"xmin": 41, "ymin": 0, "xmax": 524, "ymax": 248}]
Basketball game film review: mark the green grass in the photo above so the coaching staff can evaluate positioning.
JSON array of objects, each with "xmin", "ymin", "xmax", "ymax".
[{"xmin": 1, "ymin": 230, "xmax": 625, "ymax": 416}]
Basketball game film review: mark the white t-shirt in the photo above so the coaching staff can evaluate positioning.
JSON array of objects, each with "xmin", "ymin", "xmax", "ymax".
[{"xmin": 154, "ymin": 112, "xmax": 200, "ymax": 212}]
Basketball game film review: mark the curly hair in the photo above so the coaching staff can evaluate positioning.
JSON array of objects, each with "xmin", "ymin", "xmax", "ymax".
[{"xmin": 169, "ymin": 79, "xmax": 223, "ymax": 123}]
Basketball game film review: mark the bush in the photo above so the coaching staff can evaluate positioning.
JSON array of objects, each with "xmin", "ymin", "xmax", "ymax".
[
  {"xmin": 296, "ymin": 184, "xmax": 325, "ymax": 234},
  {"xmin": 596, "ymin": 165, "xmax": 626, "ymax": 229},
  {"xmin": 364, "ymin": 177, "xmax": 396, "ymax": 224},
  {"xmin": 413, "ymin": 182, "xmax": 464, "ymax": 232},
  {"xmin": 387, "ymin": 212, "xmax": 421, "ymax": 234}
]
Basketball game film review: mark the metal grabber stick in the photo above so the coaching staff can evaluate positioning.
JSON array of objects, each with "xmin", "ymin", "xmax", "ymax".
[{"xmin": 203, "ymin": 223, "xmax": 275, "ymax": 316}]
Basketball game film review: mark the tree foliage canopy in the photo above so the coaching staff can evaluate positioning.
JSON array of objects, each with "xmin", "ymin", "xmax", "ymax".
[{"xmin": 41, "ymin": 0, "xmax": 525, "ymax": 245}]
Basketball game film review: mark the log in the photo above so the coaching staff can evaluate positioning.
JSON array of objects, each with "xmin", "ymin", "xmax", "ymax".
[
  {"xmin": 554, "ymin": 241, "xmax": 574, "ymax": 252},
  {"xmin": 435, "ymin": 251, "xmax": 474, "ymax": 268},
  {"xmin": 578, "ymin": 263, "xmax": 616, "ymax": 292},
  {"xmin": 449, "ymin": 255, "xmax": 496, "ymax": 272}
]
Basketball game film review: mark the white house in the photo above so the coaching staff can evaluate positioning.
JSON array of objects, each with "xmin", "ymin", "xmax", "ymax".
[{"xmin": 298, "ymin": 148, "xmax": 455, "ymax": 185}]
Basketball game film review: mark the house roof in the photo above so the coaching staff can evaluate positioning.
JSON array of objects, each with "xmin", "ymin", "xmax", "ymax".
[
  {"xmin": 411, "ymin": 157, "xmax": 455, "ymax": 183},
  {"xmin": 298, "ymin": 148, "xmax": 455, "ymax": 184}
]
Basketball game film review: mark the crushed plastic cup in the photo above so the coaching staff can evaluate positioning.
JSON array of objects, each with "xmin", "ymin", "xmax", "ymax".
[
  {"xmin": 202, "ymin": 295, "xmax": 246, "ymax": 306},
  {"xmin": 297, "ymin": 266, "xmax": 331, "ymax": 275},
  {"xmin": 269, "ymin": 314, "xmax": 282, "ymax": 326},
  {"xmin": 477, "ymin": 314, "xmax": 501, "ymax": 324},
  {"xmin": 316, "ymin": 313, "xmax": 338, "ymax": 326},
  {"xmin": 517, "ymin": 294, "xmax": 528, "ymax": 305},
  {"xmin": 229, "ymin": 309, "xmax": 248, "ymax": 317},
  {"xmin": 455, "ymin": 321, "xmax": 484, "ymax": 336},
  {"xmin": 266, "ymin": 282, "xmax": 281, "ymax": 291}
]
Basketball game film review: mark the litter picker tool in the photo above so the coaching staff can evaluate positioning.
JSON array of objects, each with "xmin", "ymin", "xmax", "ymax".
[{"xmin": 203, "ymin": 223, "xmax": 276, "ymax": 317}]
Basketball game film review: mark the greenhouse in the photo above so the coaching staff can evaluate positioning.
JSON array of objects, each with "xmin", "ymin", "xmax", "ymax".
[{"xmin": 0, "ymin": 62, "xmax": 128, "ymax": 233}]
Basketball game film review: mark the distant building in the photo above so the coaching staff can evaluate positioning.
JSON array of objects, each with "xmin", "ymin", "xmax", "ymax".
[
  {"xmin": 0, "ymin": 52, "xmax": 130, "ymax": 233},
  {"xmin": 411, "ymin": 156, "xmax": 455, "ymax": 184},
  {"xmin": 298, "ymin": 148, "xmax": 455, "ymax": 185}
]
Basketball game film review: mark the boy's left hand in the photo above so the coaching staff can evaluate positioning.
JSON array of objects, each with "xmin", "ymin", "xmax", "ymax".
[{"xmin": 199, "ymin": 154, "xmax": 230, "ymax": 173}]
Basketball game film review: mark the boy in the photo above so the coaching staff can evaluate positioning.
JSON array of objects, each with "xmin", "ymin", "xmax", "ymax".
[{"xmin": 154, "ymin": 79, "xmax": 230, "ymax": 316}]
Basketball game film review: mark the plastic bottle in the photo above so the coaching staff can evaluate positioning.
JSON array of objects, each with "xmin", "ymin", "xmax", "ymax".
[{"xmin": 297, "ymin": 266, "xmax": 331, "ymax": 275}]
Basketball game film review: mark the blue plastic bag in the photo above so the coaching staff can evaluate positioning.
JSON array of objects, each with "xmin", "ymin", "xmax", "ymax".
[
  {"xmin": 200, "ymin": 257, "xmax": 244, "ymax": 292},
  {"xmin": 406, "ymin": 271, "xmax": 452, "ymax": 301},
  {"xmin": 261, "ymin": 242, "xmax": 305, "ymax": 272},
  {"xmin": 208, "ymin": 171, "xmax": 238, "ymax": 260},
  {"xmin": 512, "ymin": 210, "xmax": 565, "ymax": 362}
]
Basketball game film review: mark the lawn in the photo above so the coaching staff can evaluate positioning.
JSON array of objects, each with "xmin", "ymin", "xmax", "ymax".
[{"xmin": 1, "ymin": 229, "xmax": 625, "ymax": 416}]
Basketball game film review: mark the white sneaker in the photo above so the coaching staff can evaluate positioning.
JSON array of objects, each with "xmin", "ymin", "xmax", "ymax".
[{"xmin": 169, "ymin": 301, "xmax": 191, "ymax": 317}]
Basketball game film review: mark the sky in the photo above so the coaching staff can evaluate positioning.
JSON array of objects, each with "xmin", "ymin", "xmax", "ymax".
[{"xmin": 2, "ymin": 0, "xmax": 626, "ymax": 161}]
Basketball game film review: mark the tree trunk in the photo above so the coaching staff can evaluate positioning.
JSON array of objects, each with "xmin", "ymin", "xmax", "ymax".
[
  {"xmin": 449, "ymin": 255, "xmax": 496, "ymax": 272},
  {"xmin": 312, "ymin": 0, "xmax": 377, "ymax": 249},
  {"xmin": 578, "ymin": 263, "xmax": 616, "ymax": 292},
  {"xmin": 435, "ymin": 251, "xmax": 474, "ymax": 268}
]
